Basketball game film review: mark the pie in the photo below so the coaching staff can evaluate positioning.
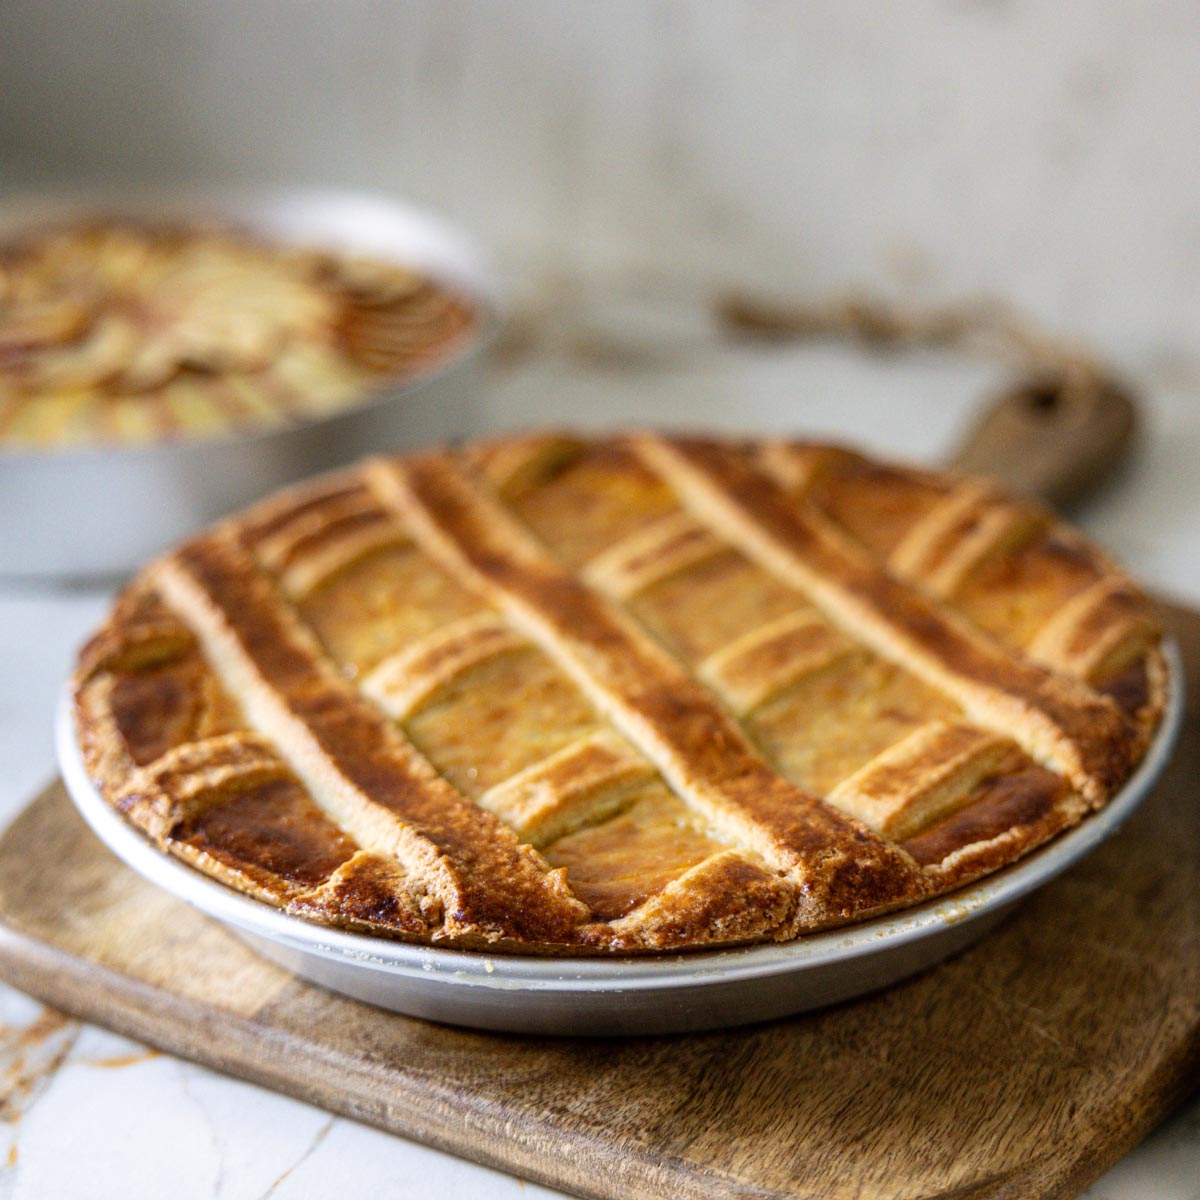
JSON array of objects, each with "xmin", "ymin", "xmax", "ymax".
[
  {"xmin": 0, "ymin": 218, "xmax": 475, "ymax": 448},
  {"xmin": 72, "ymin": 432, "xmax": 1167, "ymax": 954}
]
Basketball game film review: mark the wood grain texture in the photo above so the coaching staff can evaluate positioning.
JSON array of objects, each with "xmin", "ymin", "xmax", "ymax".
[{"xmin": 0, "ymin": 605, "xmax": 1196, "ymax": 1200}]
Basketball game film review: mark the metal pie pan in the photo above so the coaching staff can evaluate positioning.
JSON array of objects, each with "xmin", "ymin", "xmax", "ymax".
[
  {"xmin": 0, "ymin": 187, "xmax": 498, "ymax": 580},
  {"xmin": 56, "ymin": 643, "xmax": 1182, "ymax": 1036}
]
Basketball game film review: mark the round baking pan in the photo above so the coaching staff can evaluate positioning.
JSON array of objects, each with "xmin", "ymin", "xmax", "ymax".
[
  {"xmin": 56, "ymin": 640, "xmax": 1183, "ymax": 1037},
  {"xmin": 0, "ymin": 188, "xmax": 498, "ymax": 580}
]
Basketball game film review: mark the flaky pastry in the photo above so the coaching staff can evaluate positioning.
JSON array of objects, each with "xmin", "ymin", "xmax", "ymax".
[{"xmin": 73, "ymin": 432, "xmax": 1166, "ymax": 954}]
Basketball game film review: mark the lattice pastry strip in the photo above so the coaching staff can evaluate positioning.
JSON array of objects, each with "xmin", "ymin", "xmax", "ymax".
[
  {"xmin": 759, "ymin": 442, "xmax": 953, "ymax": 558},
  {"xmin": 886, "ymin": 481, "xmax": 1049, "ymax": 598},
  {"xmin": 235, "ymin": 478, "xmax": 768, "ymax": 933},
  {"xmin": 152, "ymin": 537, "xmax": 593, "ymax": 947},
  {"xmin": 490, "ymin": 443, "xmax": 991, "ymax": 768},
  {"xmin": 478, "ymin": 729, "xmax": 657, "ymax": 849},
  {"xmin": 466, "ymin": 432, "xmax": 586, "ymax": 501},
  {"xmin": 362, "ymin": 613, "xmax": 528, "ymax": 722},
  {"xmin": 244, "ymin": 481, "xmax": 401, "ymax": 595},
  {"xmin": 368, "ymin": 453, "xmax": 926, "ymax": 924},
  {"xmin": 628, "ymin": 542, "xmax": 805, "ymax": 664},
  {"xmin": 251, "ymin": 472, "xmax": 903, "ymax": 934},
  {"xmin": 546, "ymin": 788, "xmax": 759, "ymax": 922},
  {"xmin": 631, "ymin": 435, "xmax": 1136, "ymax": 805},
  {"xmin": 475, "ymin": 441, "xmax": 1089, "ymax": 862},
  {"xmin": 754, "ymin": 442, "xmax": 862, "ymax": 498},
  {"xmin": 114, "ymin": 732, "xmax": 290, "ymax": 834},
  {"xmin": 581, "ymin": 510, "xmax": 726, "ymax": 600},
  {"xmin": 759, "ymin": 441, "xmax": 1161, "ymax": 714},
  {"xmin": 1027, "ymin": 578, "xmax": 1161, "ymax": 685},
  {"xmin": 697, "ymin": 611, "xmax": 858, "ymax": 715},
  {"xmin": 860, "ymin": 476, "xmax": 1160, "ymax": 705},
  {"xmin": 468, "ymin": 435, "xmax": 681, "ymax": 569},
  {"xmin": 76, "ymin": 629, "xmax": 388, "ymax": 915},
  {"xmin": 151, "ymin": 761, "xmax": 364, "ymax": 906},
  {"xmin": 132, "ymin": 730, "xmax": 435, "ymax": 935},
  {"xmin": 826, "ymin": 721, "xmax": 1016, "ymax": 841},
  {"xmin": 745, "ymin": 651, "xmax": 960, "ymax": 799},
  {"xmin": 453, "ymin": 435, "xmax": 1142, "ymax": 887},
  {"xmin": 495, "ymin": 475, "xmax": 1061, "ymax": 860},
  {"xmin": 285, "ymin": 538, "xmax": 488, "ymax": 678},
  {"xmin": 120, "ymin": 520, "xmax": 778, "ymax": 947}
]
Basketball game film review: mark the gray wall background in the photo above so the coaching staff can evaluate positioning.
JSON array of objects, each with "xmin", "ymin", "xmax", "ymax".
[{"xmin": 2, "ymin": 1, "xmax": 1198, "ymax": 370}]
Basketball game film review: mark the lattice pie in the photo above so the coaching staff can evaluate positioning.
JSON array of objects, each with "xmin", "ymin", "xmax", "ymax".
[{"xmin": 72, "ymin": 433, "xmax": 1167, "ymax": 953}]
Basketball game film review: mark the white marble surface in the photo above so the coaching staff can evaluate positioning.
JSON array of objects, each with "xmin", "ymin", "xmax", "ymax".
[{"xmin": 0, "ymin": 318, "xmax": 1198, "ymax": 1198}]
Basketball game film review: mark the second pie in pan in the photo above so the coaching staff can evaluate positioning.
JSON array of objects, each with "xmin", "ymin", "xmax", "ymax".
[
  {"xmin": 72, "ymin": 432, "xmax": 1167, "ymax": 954},
  {"xmin": 0, "ymin": 216, "xmax": 476, "ymax": 449}
]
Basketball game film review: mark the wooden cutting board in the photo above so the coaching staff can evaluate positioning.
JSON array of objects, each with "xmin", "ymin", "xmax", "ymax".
[{"xmin": 0, "ymin": 603, "xmax": 1196, "ymax": 1200}]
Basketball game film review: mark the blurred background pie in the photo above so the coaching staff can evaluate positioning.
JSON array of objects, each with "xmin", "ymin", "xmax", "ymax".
[{"xmin": 0, "ymin": 217, "xmax": 476, "ymax": 449}]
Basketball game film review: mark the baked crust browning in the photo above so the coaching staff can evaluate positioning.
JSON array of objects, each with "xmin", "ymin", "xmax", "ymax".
[
  {"xmin": 370, "ymin": 452, "xmax": 926, "ymax": 926},
  {"xmin": 72, "ymin": 431, "xmax": 1167, "ymax": 955},
  {"xmin": 886, "ymin": 481, "xmax": 1049, "ymax": 597},
  {"xmin": 827, "ymin": 722, "xmax": 1015, "ymax": 841},
  {"xmin": 633, "ymin": 435, "xmax": 1139, "ymax": 805},
  {"xmin": 760, "ymin": 442, "xmax": 1166, "ymax": 735},
  {"xmin": 362, "ymin": 614, "xmax": 528, "ymax": 721},
  {"xmin": 155, "ymin": 536, "xmax": 592, "ymax": 946},
  {"xmin": 478, "ymin": 730, "xmax": 657, "ymax": 848},
  {"xmin": 582, "ymin": 511, "xmax": 726, "ymax": 599},
  {"xmin": 698, "ymin": 612, "xmax": 857, "ymax": 715}
]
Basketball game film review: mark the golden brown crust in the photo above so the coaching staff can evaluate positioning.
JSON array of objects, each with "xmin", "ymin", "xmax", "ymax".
[
  {"xmin": 71, "ymin": 431, "xmax": 1167, "ymax": 955},
  {"xmin": 632, "ymin": 435, "xmax": 1139, "ymax": 804},
  {"xmin": 156, "ymin": 534, "xmax": 592, "ymax": 947},
  {"xmin": 370, "ymin": 452, "xmax": 925, "ymax": 922}
]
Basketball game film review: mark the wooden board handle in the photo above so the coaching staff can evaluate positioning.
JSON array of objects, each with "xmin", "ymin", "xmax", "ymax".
[
  {"xmin": 949, "ymin": 373, "xmax": 1138, "ymax": 509},
  {"xmin": 715, "ymin": 291, "xmax": 1141, "ymax": 511}
]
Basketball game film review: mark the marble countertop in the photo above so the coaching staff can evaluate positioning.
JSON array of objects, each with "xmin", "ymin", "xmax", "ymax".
[{"xmin": 1, "ymin": 313, "xmax": 1197, "ymax": 1199}]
